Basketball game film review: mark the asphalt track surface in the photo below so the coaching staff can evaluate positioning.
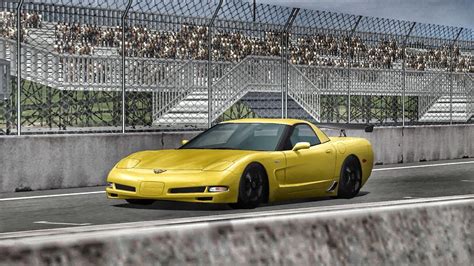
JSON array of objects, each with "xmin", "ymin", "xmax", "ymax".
[{"xmin": 0, "ymin": 159, "xmax": 473, "ymax": 234}]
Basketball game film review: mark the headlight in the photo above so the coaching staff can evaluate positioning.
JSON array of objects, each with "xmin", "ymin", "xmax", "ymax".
[
  {"xmin": 116, "ymin": 158, "xmax": 141, "ymax": 169},
  {"xmin": 203, "ymin": 161, "xmax": 234, "ymax": 171}
]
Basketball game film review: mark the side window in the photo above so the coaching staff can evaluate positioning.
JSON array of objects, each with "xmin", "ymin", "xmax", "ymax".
[{"xmin": 289, "ymin": 124, "xmax": 321, "ymax": 148}]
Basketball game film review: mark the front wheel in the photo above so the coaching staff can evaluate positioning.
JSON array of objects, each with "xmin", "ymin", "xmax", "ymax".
[
  {"xmin": 229, "ymin": 163, "xmax": 267, "ymax": 209},
  {"xmin": 337, "ymin": 156, "xmax": 362, "ymax": 199},
  {"xmin": 126, "ymin": 199, "xmax": 155, "ymax": 205}
]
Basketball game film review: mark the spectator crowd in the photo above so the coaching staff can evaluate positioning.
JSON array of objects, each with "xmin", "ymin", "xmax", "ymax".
[
  {"xmin": 0, "ymin": 10, "xmax": 473, "ymax": 73},
  {"xmin": 0, "ymin": 11, "xmax": 41, "ymax": 42}
]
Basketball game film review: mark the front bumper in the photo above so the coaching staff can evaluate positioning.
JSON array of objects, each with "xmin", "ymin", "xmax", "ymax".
[{"xmin": 106, "ymin": 168, "xmax": 240, "ymax": 203}]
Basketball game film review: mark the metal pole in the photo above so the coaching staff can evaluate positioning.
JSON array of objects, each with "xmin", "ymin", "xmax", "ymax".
[
  {"xmin": 280, "ymin": 34, "xmax": 285, "ymax": 118},
  {"xmin": 347, "ymin": 54, "xmax": 351, "ymax": 123},
  {"xmin": 208, "ymin": 26, "xmax": 213, "ymax": 127},
  {"xmin": 402, "ymin": 58, "xmax": 406, "ymax": 127},
  {"xmin": 253, "ymin": 0, "xmax": 256, "ymax": 22},
  {"xmin": 449, "ymin": 28, "xmax": 463, "ymax": 125},
  {"xmin": 285, "ymin": 34, "xmax": 288, "ymax": 119},
  {"xmin": 16, "ymin": 0, "xmax": 24, "ymax": 135},
  {"xmin": 449, "ymin": 74, "xmax": 453, "ymax": 124},
  {"xmin": 347, "ymin": 16, "xmax": 362, "ymax": 124},
  {"xmin": 208, "ymin": 0, "xmax": 223, "ymax": 128},
  {"xmin": 282, "ymin": 8, "xmax": 299, "ymax": 119},
  {"xmin": 121, "ymin": 0, "xmax": 132, "ymax": 133},
  {"xmin": 402, "ymin": 22, "xmax": 416, "ymax": 127}
]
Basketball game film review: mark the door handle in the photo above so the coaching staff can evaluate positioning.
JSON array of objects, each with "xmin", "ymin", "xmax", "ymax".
[{"xmin": 325, "ymin": 149, "xmax": 332, "ymax": 154}]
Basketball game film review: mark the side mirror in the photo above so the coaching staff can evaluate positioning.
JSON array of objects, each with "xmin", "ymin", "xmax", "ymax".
[
  {"xmin": 292, "ymin": 142, "xmax": 310, "ymax": 152},
  {"xmin": 364, "ymin": 125, "xmax": 374, "ymax": 133},
  {"xmin": 181, "ymin": 139, "xmax": 189, "ymax": 145}
]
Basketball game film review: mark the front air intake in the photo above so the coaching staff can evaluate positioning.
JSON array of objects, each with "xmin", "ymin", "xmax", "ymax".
[
  {"xmin": 169, "ymin": 187, "xmax": 206, "ymax": 193},
  {"xmin": 196, "ymin": 197, "xmax": 213, "ymax": 201},
  {"xmin": 115, "ymin": 183, "xmax": 136, "ymax": 192}
]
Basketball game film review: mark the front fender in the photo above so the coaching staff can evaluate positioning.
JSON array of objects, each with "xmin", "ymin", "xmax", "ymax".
[{"xmin": 226, "ymin": 152, "xmax": 286, "ymax": 203}]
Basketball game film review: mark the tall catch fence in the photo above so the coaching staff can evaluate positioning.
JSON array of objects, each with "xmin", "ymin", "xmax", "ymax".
[{"xmin": 0, "ymin": 0, "xmax": 472, "ymax": 135}]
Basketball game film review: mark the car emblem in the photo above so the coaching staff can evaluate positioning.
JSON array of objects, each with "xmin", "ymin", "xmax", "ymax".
[{"xmin": 153, "ymin": 169, "xmax": 167, "ymax": 174}]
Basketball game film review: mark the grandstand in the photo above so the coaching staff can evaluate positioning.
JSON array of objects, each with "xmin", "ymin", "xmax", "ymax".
[{"xmin": 0, "ymin": 0, "xmax": 472, "ymax": 134}]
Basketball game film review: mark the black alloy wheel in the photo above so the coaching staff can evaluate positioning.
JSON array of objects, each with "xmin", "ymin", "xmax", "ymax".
[
  {"xmin": 230, "ymin": 163, "xmax": 267, "ymax": 209},
  {"xmin": 337, "ymin": 156, "xmax": 362, "ymax": 199}
]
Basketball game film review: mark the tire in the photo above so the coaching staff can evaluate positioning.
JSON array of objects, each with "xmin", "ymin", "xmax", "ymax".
[
  {"xmin": 229, "ymin": 163, "xmax": 267, "ymax": 209},
  {"xmin": 126, "ymin": 199, "xmax": 155, "ymax": 205},
  {"xmin": 337, "ymin": 156, "xmax": 362, "ymax": 199}
]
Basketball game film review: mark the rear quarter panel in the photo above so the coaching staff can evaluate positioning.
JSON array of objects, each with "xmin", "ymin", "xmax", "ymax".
[{"xmin": 329, "ymin": 137, "xmax": 374, "ymax": 186}]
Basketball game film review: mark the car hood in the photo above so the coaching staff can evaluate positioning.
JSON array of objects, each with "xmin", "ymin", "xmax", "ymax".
[{"xmin": 127, "ymin": 149, "xmax": 257, "ymax": 171}]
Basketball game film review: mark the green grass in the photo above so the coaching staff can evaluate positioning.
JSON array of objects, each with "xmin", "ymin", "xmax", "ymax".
[{"xmin": 0, "ymin": 80, "xmax": 420, "ymax": 132}]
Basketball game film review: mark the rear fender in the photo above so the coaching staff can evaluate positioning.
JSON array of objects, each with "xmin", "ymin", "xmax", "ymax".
[{"xmin": 330, "ymin": 137, "xmax": 374, "ymax": 184}]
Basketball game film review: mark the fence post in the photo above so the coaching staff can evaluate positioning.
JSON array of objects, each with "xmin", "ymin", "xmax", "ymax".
[
  {"xmin": 449, "ymin": 28, "xmax": 463, "ymax": 125},
  {"xmin": 16, "ymin": 0, "xmax": 24, "ymax": 135},
  {"xmin": 280, "ymin": 32, "xmax": 286, "ymax": 118},
  {"xmin": 347, "ymin": 16, "xmax": 362, "ymax": 124},
  {"xmin": 449, "ymin": 74, "xmax": 453, "ymax": 124},
  {"xmin": 207, "ymin": 0, "xmax": 223, "ymax": 128},
  {"xmin": 121, "ymin": 0, "xmax": 132, "ymax": 133},
  {"xmin": 402, "ymin": 22, "xmax": 416, "ymax": 127},
  {"xmin": 282, "ymin": 8, "xmax": 299, "ymax": 119}
]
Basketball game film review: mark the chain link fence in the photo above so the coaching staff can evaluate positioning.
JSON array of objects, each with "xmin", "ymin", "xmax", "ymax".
[{"xmin": 0, "ymin": 0, "xmax": 472, "ymax": 135}]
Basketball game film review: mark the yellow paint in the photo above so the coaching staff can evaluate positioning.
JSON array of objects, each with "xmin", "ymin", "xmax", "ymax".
[
  {"xmin": 140, "ymin": 182, "xmax": 165, "ymax": 196},
  {"xmin": 106, "ymin": 118, "xmax": 374, "ymax": 204}
]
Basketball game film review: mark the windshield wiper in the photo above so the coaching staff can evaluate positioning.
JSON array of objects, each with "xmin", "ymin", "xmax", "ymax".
[{"xmin": 211, "ymin": 147, "xmax": 240, "ymax": 150}]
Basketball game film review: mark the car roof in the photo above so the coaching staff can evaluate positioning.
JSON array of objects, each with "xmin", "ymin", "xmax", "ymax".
[{"xmin": 221, "ymin": 118, "xmax": 310, "ymax": 126}]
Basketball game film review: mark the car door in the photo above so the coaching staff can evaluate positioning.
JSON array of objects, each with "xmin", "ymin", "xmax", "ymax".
[{"xmin": 281, "ymin": 123, "xmax": 337, "ymax": 192}]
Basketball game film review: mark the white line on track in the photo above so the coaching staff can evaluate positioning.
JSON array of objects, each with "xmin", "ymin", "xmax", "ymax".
[
  {"xmin": 372, "ymin": 160, "xmax": 474, "ymax": 172},
  {"xmin": 0, "ymin": 160, "xmax": 472, "ymax": 202},
  {"xmin": 34, "ymin": 221, "xmax": 92, "ymax": 226},
  {"xmin": 461, "ymin": 180, "xmax": 474, "ymax": 183},
  {"xmin": 0, "ymin": 191, "xmax": 104, "ymax": 202},
  {"xmin": 0, "ymin": 194, "xmax": 473, "ymax": 240}
]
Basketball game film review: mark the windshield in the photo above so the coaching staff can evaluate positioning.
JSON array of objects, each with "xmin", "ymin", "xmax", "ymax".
[{"xmin": 181, "ymin": 123, "xmax": 288, "ymax": 151}]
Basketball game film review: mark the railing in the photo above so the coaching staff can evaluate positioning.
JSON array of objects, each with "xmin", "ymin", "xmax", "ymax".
[
  {"xmin": 288, "ymin": 64, "xmax": 321, "ymax": 122},
  {"xmin": 210, "ymin": 56, "xmax": 323, "ymax": 122},
  {"xmin": 151, "ymin": 60, "xmax": 206, "ymax": 121},
  {"xmin": 2, "ymin": 36, "xmax": 472, "ymax": 124},
  {"xmin": 210, "ymin": 56, "xmax": 264, "ymax": 122}
]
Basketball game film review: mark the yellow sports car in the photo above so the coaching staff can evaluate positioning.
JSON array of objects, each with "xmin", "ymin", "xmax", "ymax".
[{"xmin": 106, "ymin": 119, "xmax": 374, "ymax": 208}]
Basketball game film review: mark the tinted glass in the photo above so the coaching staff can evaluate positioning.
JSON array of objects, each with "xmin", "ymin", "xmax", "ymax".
[
  {"xmin": 181, "ymin": 123, "xmax": 288, "ymax": 151},
  {"xmin": 288, "ymin": 124, "xmax": 321, "ymax": 148}
]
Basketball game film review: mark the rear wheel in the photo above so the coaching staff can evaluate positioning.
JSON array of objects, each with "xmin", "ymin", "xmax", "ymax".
[
  {"xmin": 229, "ymin": 163, "xmax": 267, "ymax": 209},
  {"xmin": 126, "ymin": 199, "xmax": 155, "ymax": 205},
  {"xmin": 337, "ymin": 156, "xmax": 362, "ymax": 199}
]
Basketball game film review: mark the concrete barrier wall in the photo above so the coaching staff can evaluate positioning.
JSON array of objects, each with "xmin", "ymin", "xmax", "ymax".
[
  {"xmin": 0, "ymin": 132, "xmax": 198, "ymax": 193},
  {"xmin": 0, "ymin": 125, "xmax": 472, "ymax": 192},
  {"xmin": 0, "ymin": 199, "xmax": 472, "ymax": 265},
  {"xmin": 322, "ymin": 124, "xmax": 473, "ymax": 165}
]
